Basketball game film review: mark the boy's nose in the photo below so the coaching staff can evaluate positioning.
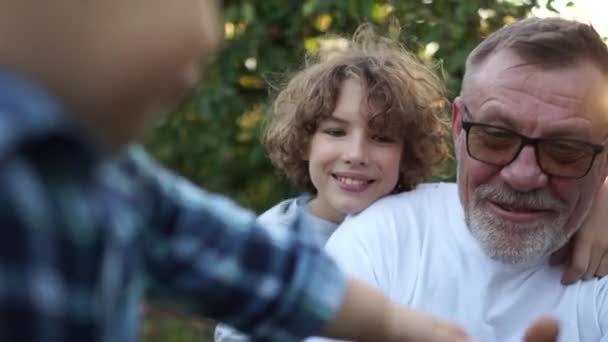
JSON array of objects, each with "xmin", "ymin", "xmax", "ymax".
[{"xmin": 343, "ymin": 138, "xmax": 369, "ymax": 166}]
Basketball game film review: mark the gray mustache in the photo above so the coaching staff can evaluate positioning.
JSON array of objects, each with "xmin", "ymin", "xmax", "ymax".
[{"xmin": 475, "ymin": 184, "xmax": 565, "ymax": 211}]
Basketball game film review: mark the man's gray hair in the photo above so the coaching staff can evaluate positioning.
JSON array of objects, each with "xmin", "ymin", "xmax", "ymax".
[{"xmin": 462, "ymin": 17, "xmax": 608, "ymax": 96}]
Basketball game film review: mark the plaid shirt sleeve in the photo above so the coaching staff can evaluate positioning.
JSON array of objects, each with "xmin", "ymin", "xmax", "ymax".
[
  {"xmin": 0, "ymin": 141, "xmax": 345, "ymax": 342},
  {"xmin": 0, "ymin": 70, "xmax": 113, "ymax": 342},
  {"xmin": 126, "ymin": 147, "xmax": 347, "ymax": 341},
  {"xmin": 0, "ymin": 67, "xmax": 346, "ymax": 342}
]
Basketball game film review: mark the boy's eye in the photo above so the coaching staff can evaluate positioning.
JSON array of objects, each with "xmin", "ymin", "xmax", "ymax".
[
  {"xmin": 323, "ymin": 128, "xmax": 346, "ymax": 137},
  {"xmin": 372, "ymin": 135, "xmax": 395, "ymax": 143}
]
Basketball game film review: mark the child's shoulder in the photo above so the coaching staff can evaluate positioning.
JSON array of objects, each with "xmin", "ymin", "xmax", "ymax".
[
  {"xmin": 0, "ymin": 69, "xmax": 82, "ymax": 159},
  {"xmin": 258, "ymin": 195, "xmax": 311, "ymax": 227}
]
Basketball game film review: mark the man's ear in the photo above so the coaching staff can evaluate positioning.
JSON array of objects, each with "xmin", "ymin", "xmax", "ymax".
[
  {"xmin": 601, "ymin": 153, "xmax": 608, "ymax": 180},
  {"xmin": 451, "ymin": 97, "xmax": 464, "ymax": 142}
]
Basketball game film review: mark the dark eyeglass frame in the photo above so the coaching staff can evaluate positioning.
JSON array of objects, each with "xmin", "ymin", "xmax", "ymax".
[{"xmin": 461, "ymin": 105, "xmax": 605, "ymax": 179}]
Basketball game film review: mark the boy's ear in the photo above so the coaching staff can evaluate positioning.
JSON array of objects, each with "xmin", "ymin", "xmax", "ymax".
[
  {"xmin": 301, "ymin": 145, "xmax": 310, "ymax": 161},
  {"xmin": 300, "ymin": 146, "xmax": 310, "ymax": 161},
  {"xmin": 302, "ymin": 151, "xmax": 310, "ymax": 161}
]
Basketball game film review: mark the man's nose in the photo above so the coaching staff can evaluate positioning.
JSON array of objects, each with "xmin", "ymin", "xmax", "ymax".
[{"xmin": 500, "ymin": 145, "xmax": 548, "ymax": 192}]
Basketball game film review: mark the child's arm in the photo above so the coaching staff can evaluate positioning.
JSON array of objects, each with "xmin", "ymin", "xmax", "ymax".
[
  {"xmin": 550, "ymin": 178, "xmax": 608, "ymax": 285},
  {"xmin": 323, "ymin": 277, "xmax": 469, "ymax": 342},
  {"xmin": 523, "ymin": 317, "xmax": 559, "ymax": 342}
]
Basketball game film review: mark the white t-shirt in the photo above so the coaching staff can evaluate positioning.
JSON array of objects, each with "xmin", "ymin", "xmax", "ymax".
[{"xmin": 322, "ymin": 183, "xmax": 608, "ymax": 342}]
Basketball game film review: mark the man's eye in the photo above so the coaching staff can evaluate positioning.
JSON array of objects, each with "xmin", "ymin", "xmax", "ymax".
[
  {"xmin": 477, "ymin": 128, "xmax": 517, "ymax": 145},
  {"xmin": 544, "ymin": 141, "xmax": 593, "ymax": 162},
  {"xmin": 482, "ymin": 128, "xmax": 513, "ymax": 139}
]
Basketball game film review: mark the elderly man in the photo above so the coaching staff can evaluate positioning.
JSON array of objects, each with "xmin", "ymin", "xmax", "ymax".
[{"xmin": 321, "ymin": 17, "xmax": 608, "ymax": 341}]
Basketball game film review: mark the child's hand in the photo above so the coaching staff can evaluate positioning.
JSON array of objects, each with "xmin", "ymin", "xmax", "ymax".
[
  {"xmin": 523, "ymin": 317, "xmax": 559, "ymax": 342},
  {"xmin": 550, "ymin": 179, "xmax": 608, "ymax": 285}
]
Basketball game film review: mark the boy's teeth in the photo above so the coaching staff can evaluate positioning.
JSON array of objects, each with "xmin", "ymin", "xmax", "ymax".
[{"xmin": 339, "ymin": 177, "xmax": 365, "ymax": 186}]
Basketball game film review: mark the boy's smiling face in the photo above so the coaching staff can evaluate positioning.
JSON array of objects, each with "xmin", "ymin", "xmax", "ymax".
[
  {"xmin": 307, "ymin": 79, "xmax": 403, "ymax": 223},
  {"xmin": 2, "ymin": 0, "xmax": 222, "ymax": 149}
]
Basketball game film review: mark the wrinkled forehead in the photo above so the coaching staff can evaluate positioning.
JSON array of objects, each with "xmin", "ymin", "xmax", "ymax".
[{"xmin": 467, "ymin": 50, "xmax": 608, "ymax": 126}]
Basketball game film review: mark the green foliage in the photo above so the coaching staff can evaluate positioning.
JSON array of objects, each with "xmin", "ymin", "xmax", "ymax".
[
  {"xmin": 146, "ymin": 0, "xmax": 549, "ymax": 213},
  {"xmin": 141, "ymin": 308, "xmax": 214, "ymax": 342}
]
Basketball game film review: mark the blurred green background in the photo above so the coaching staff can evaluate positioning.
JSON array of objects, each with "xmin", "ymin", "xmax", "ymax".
[{"xmin": 142, "ymin": 0, "xmax": 572, "ymax": 341}]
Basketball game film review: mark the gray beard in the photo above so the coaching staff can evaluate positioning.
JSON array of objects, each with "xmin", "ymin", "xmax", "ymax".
[{"xmin": 465, "ymin": 184, "xmax": 583, "ymax": 264}]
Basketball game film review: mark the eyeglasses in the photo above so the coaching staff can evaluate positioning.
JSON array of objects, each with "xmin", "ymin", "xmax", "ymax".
[{"xmin": 461, "ymin": 105, "xmax": 605, "ymax": 179}]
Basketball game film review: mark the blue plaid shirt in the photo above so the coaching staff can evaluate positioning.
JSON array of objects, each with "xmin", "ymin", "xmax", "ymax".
[{"xmin": 0, "ymin": 70, "xmax": 346, "ymax": 342}]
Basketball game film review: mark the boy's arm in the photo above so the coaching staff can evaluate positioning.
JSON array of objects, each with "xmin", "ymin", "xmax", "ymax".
[
  {"xmin": 550, "ymin": 178, "xmax": 608, "ymax": 284},
  {"xmin": 215, "ymin": 279, "xmax": 469, "ymax": 342},
  {"xmin": 130, "ymin": 147, "xmax": 467, "ymax": 341},
  {"xmin": 324, "ymin": 277, "xmax": 468, "ymax": 341}
]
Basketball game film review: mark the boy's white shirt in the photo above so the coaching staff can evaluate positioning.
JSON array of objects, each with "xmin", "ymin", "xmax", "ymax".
[{"xmin": 312, "ymin": 183, "xmax": 608, "ymax": 342}]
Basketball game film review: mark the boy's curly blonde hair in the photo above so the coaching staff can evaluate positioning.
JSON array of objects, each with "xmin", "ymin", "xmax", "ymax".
[{"xmin": 263, "ymin": 24, "xmax": 450, "ymax": 194}]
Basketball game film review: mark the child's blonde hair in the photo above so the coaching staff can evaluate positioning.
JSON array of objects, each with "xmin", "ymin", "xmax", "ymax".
[{"xmin": 264, "ymin": 24, "xmax": 450, "ymax": 193}]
